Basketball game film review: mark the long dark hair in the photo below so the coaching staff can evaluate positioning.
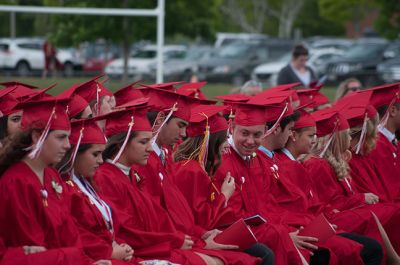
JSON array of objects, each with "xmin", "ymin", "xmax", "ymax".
[
  {"xmin": 0, "ymin": 129, "xmax": 40, "ymax": 176},
  {"xmin": 0, "ymin": 116, "xmax": 8, "ymax": 142},
  {"xmin": 174, "ymin": 130, "xmax": 227, "ymax": 176},
  {"xmin": 56, "ymin": 143, "xmax": 93, "ymax": 178},
  {"xmin": 102, "ymin": 131, "xmax": 138, "ymax": 161}
]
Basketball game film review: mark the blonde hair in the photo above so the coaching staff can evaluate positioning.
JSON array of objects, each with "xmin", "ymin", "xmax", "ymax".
[
  {"xmin": 335, "ymin": 78, "xmax": 361, "ymax": 100},
  {"xmin": 350, "ymin": 115, "xmax": 379, "ymax": 155},
  {"xmin": 312, "ymin": 129, "xmax": 351, "ymax": 179}
]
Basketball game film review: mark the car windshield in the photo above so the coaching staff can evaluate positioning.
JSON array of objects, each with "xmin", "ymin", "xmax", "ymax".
[
  {"xmin": 216, "ymin": 44, "xmax": 251, "ymax": 59},
  {"xmin": 185, "ymin": 48, "xmax": 211, "ymax": 61},
  {"xmin": 342, "ymin": 43, "xmax": 386, "ymax": 59},
  {"xmin": 131, "ymin": 50, "xmax": 156, "ymax": 59}
]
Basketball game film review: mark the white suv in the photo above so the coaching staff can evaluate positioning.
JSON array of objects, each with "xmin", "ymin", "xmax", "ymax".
[
  {"xmin": 105, "ymin": 45, "xmax": 187, "ymax": 79},
  {"xmin": 0, "ymin": 38, "xmax": 82, "ymax": 76}
]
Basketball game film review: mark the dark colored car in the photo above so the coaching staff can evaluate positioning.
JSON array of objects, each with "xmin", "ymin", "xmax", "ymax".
[
  {"xmin": 325, "ymin": 39, "xmax": 391, "ymax": 87},
  {"xmin": 377, "ymin": 41, "xmax": 400, "ymax": 83},
  {"xmin": 197, "ymin": 39, "xmax": 293, "ymax": 85}
]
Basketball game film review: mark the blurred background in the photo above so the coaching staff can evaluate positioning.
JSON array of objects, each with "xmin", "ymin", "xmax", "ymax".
[{"xmin": 0, "ymin": 0, "xmax": 400, "ymax": 100}]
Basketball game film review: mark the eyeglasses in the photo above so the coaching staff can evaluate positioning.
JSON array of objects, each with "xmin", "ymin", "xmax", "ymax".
[{"xmin": 347, "ymin": 86, "xmax": 362, "ymax": 92}]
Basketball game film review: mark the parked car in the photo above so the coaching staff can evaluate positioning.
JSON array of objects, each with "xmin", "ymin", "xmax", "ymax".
[
  {"xmin": 147, "ymin": 45, "xmax": 214, "ymax": 82},
  {"xmin": 214, "ymin": 32, "xmax": 269, "ymax": 48},
  {"xmin": 104, "ymin": 45, "xmax": 187, "ymax": 79},
  {"xmin": 198, "ymin": 39, "xmax": 293, "ymax": 85},
  {"xmin": 305, "ymin": 37, "xmax": 354, "ymax": 51},
  {"xmin": 377, "ymin": 58, "xmax": 400, "ymax": 83},
  {"xmin": 0, "ymin": 38, "xmax": 83, "ymax": 76},
  {"xmin": 325, "ymin": 38, "xmax": 390, "ymax": 87},
  {"xmin": 80, "ymin": 41, "xmax": 121, "ymax": 75},
  {"xmin": 252, "ymin": 48, "xmax": 344, "ymax": 87}
]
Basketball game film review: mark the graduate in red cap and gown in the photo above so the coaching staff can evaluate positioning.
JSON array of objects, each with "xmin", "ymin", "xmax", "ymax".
[
  {"xmin": 299, "ymin": 108, "xmax": 400, "ymax": 259},
  {"xmin": 56, "ymin": 118, "xmax": 142, "ymax": 264},
  {"xmin": 0, "ymin": 97, "xmax": 101, "ymax": 265},
  {"xmin": 94, "ymin": 101, "xmax": 261, "ymax": 265},
  {"xmin": 333, "ymin": 90, "xmax": 393, "ymax": 202},
  {"xmin": 367, "ymin": 84, "xmax": 400, "ymax": 201},
  {"xmin": 212, "ymin": 101, "xmax": 315, "ymax": 265}
]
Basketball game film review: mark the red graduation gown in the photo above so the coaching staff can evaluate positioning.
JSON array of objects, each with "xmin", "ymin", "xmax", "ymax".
[
  {"xmin": 349, "ymin": 152, "xmax": 393, "ymax": 202},
  {"xmin": 0, "ymin": 162, "xmax": 91, "ymax": 265},
  {"xmin": 66, "ymin": 178, "xmax": 141, "ymax": 264},
  {"xmin": 134, "ymin": 153, "xmax": 261, "ymax": 265},
  {"xmin": 303, "ymin": 157, "xmax": 400, "ymax": 253},
  {"xmin": 94, "ymin": 162, "xmax": 215, "ymax": 265},
  {"xmin": 369, "ymin": 132, "xmax": 400, "ymax": 200},
  {"xmin": 214, "ymin": 147, "xmax": 309, "ymax": 265},
  {"xmin": 260, "ymin": 151, "xmax": 366, "ymax": 265},
  {"xmin": 0, "ymin": 237, "xmax": 83, "ymax": 265}
]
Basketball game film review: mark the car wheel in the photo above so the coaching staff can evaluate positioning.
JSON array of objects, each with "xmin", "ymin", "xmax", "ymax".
[
  {"xmin": 232, "ymin": 73, "xmax": 246, "ymax": 86},
  {"xmin": 63, "ymin": 62, "xmax": 74, "ymax": 77},
  {"xmin": 15, "ymin": 61, "xmax": 30, "ymax": 77}
]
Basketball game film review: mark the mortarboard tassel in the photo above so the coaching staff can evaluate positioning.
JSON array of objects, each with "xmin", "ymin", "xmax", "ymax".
[
  {"xmin": 319, "ymin": 120, "xmax": 339, "ymax": 158},
  {"xmin": 354, "ymin": 113, "xmax": 369, "ymax": 155},
  {"xmin": 59, "ymin": 126, "xmax": 85, "ymax": 174},
  {"xmin": 378, "ymin": 92, "xmax": 399, "ymax": 130},
  {"xmin": 25, "ymin": 107, "xmax": 56, "ymax": 159},
  {"xmin": 112, "ymin": 116, "xmax": 135, "ymax": 164},
  {"xmin": 198, "ymin": 112, "xmax": 210, "ymax": 171},
  {"xmin": 151, "ymin": 103, "xmax": 177, "ymax": 145},
  {"xmin": 95, "ymin": 83, "xmax": 101, "ymax": 117},
  {"xmin": 264, "ymin": 102, "xmax": 288, "ymax": 137}
]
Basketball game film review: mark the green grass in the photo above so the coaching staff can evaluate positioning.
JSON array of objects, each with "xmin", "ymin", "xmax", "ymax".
[{"xmin": 0, "ymin": 76, "xmax": 337, "ymax": 101}]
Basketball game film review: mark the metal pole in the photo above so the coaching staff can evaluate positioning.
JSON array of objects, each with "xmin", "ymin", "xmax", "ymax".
[
  {"xmin": 0, "ymin": 5, "xmax": 158, "ymax": 16},
  {"xmin": 10, "ymin": 12, "xmax": 15, "ymax": 38},
  {"xmin": 156, "ymin": 0, "xmax": 165, "ymax": 83}
]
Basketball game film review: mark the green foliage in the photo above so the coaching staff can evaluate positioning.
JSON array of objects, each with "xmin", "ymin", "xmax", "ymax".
[
  {"xmin": 375, "ymin": 0, "xmax": 400, "ymax": 40},
  {"xmin": 319, "ymin": 0, "xmax": 377, "ymax": 26},
  {"xmin": 294, "ymin": 0, "xmax": 344, "ymax": 37}
]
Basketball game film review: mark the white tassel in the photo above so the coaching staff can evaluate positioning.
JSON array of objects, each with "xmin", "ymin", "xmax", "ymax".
[
  {"xmin": 355, "ymin": 113, "xmax": 369, "ymax": 155},
  {"xmin": 112, "ymin": 116, "xmax": 134, "ymax": 164},
  {"xmin": 264, "ymin": 103, "xmax": 288, "ymax": 137},
  {"xmin": 319, "ymin": 134, "xmax": 334, "ymax": 158},
  {"xmin": 378, "ymin": 92, "xmax": 399, "ymax": 129},
  {"xmin": 151, "ymin": 103, "xmax": 177, "ymax": 145},
  {"xmin": 58, "ymin": 127, "xmax": 84, "ymax": 173},
  {"xmin": 25, "ymin": 107, "xmax": 56, "ymax": 159}
]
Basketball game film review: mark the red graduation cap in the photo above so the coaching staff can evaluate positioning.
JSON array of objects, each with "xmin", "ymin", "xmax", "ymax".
[
  {"xmin": 20, "ymin": 84, "xmax": 56, "ymax": 103},
  {"xmin": 215, "ymin": 93, "xmax": 251, "ymax": 116},
  {"xmin": 247, "ymin": 90, "xmax": 294, "ymax": 123},
  {"xmin": 114, "ymin": 81, "xmax": 144, "ymax": 106},
  {"xmin": 0, "ymin": 81, "xmax": 37, "ymax": 89},
  {"xmin": 177, "ymin": 81, "xmax": 207, "ymax": 99},
  {"xmin": 335, "ymin": 90, "xmax": 377, "ymax": 128},
  {"xmin": 101, "ymin": 100, "xmax": 152, "ymax": 163},
  {"xmin": 142, "ymin": 86, "xmax": 193, "ymax": 122},
  {"xmin": 234, "ymin": 102, "xmax": 268, "ymax": 126},
  {"xmin": 72, "ymin": 75, "xmax": 113, "ymax": 104},
  {"xmin": 267, "ymin": 82, "xmax": 301, "ymax": 92},
  {"xmin": 57, "ymin": 83, "xmax": 90, "ymax": 119},
  {"xmin": 70, "ymin": 118, "xmax": 106, "ymax": 145},
  {"xmin": 367, "ymin": 83, "xmax": 400, "ymax": 108},
  {"xmin": 19, "ymin": 97, "xmax": 70, "ymax": 159},
  {"xmin": 140, "ymin": 81, "xmax": 184, "ymax": 92},
  {"xmin": 104, "ymin": 102, "xmax": 152, "ymax": 138},
  {"xmin": 294, "ymin": 109, "xmax": 316, "ymax": 129},
  {"xmin": 312, "ymin": 108, "xmax": 349, "ymax": 137},
  {"xmin": 335, "ymin": 91, "xmax": 377, "ymax": 154},
  {"xmin": 0, "ymin": 87, "xmax": 17, "ymax": 117},
  {"xmin": 187, "ymin": 105, "xmax": 228, "ymax": 137},
  {"xmin": 20, "ymin": 97, "xmax": 70, "ymax": 131}
]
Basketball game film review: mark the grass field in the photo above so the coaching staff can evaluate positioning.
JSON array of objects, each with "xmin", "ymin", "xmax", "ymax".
[{"xmin": 0, "ymin": 76, "xmax": 337, "ymax": 101}]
